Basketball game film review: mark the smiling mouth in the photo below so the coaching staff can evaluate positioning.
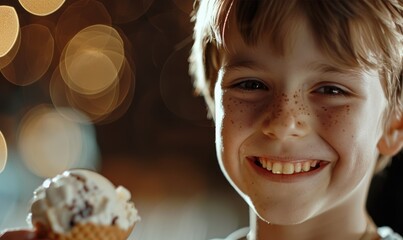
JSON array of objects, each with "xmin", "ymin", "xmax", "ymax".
[{"xmin": 253, "ymin": 157, "xmax": 324, "ymax": 175}]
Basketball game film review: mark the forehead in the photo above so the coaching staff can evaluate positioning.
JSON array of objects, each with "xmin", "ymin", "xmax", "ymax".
[
  {"xmin": 221, "ymin": 0, "xmax": 302, "ymax": 58},
  {"xmin": 222, "ymin": 11, "xmax": 309, "ymax": 56},
  {"xmin": 214, "ymin": 0, "xmax": 383, "ymax": 71},
  {"xmin": 221, "ymin": 18, "xmax": 367, "ymax": 80}
]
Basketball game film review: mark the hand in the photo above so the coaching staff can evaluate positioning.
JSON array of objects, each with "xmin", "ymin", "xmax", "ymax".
[{"xmin": 0, "ymin": 229, "xmax": 50, "ymax": 240}]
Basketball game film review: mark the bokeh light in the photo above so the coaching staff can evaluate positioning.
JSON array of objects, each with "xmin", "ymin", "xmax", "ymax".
[
  {"xmin": 1, "ymin": 24, "xmax": 54, "ymax": 86},
  {"xmin": 18, "ymin": 0, "xmax": 65, "ymax": 16},
  {"xmin": 148, "ymin": 10, "xmax": 193, "ymax": 46},
  {"xmin": 17, "ymin": 104, "xmax": 99, "ymax": 178},
  {"xmin": 0, "ymin": 131, "xmax": 7, "ymax": 173},
  {"xmin": 101, "ymin": 0, "xmax": 154, "ymax": 24},
  {"xmin": 0, "ymin": 0, "xmax": 250, "ymax": 238},
  {"xmin": 160, "ymin": 45, "xmax": 209, "ymax": 124},
  {"xmin": 54, "ymin": 0, "xmax": 112, "ymax": 51},
  {"xmin": 51, "ymin": 23, "xmax": 135, "ymax": 124},
  {"xmin": 0, "ymin": 6, "xmax": 19, "ymax": 68},
  {"xmin": 60, "ymin": 24, "xmax": 125, "ymax": 95}
]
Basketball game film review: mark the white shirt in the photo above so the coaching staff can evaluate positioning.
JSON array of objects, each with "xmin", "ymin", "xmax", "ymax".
[{"xmin": 210, "ymin": 227, "xmax": 402, "ymax": 240}]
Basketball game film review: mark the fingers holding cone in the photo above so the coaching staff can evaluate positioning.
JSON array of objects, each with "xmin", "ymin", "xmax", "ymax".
[{"xmin": 0, "ymin": 229, "xmax": 50, "ymax": 240}]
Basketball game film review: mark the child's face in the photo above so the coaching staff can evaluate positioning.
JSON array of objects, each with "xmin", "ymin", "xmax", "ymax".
[{"xmin": 214, "ymin": 18, "xmax": 388, "ymax": 224}]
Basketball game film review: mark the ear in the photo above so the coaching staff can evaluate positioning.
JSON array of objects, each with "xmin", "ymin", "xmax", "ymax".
[{"xmin": 378, "ymin": 113, "xmax": 403, "ymax": 156}]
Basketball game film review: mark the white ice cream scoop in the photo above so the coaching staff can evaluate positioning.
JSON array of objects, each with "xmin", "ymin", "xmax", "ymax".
[{"xmin": 27, "ymin": 169, "xmax": 140, "ymax": 234}]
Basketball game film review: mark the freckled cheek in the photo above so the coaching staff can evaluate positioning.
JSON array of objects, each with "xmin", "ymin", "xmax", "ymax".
[
  {"xmin": 312, "ymin": 104, "xmax": 373, "ymax": 155},
  {"xmin": 222, "ymin": 97, "xmax": 261, "ymax": 129},
  {"xmin": 313, "ymin": 105, "xmax": 353, "ymax": 133}
]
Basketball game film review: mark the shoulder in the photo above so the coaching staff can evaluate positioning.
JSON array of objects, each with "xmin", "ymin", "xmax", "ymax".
[{"xmin": 378, "ymin": 227, "xmax": 403, "ymax": 240}]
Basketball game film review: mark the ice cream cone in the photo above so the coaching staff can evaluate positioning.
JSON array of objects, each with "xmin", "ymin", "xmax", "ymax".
[
  {"xmin": 29, "ymin": 170, "xmax": 140, "ymax": 240},
  {"xmin": 38, "ymin": 223, "xmax": 134, "ymax": 240}
]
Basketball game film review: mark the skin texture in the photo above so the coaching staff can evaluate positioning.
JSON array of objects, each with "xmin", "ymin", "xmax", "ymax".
[{"xmin": 214, "ymin": 14, "xmax": 393, "ymax": 240}]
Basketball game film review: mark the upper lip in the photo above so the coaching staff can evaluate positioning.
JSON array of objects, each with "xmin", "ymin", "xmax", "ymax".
[{"xmin": 247, "ymin": 155, "xmax": 331, "ymax": 163}]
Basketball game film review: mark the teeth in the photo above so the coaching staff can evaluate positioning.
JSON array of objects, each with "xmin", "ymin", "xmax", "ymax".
[
  {"xmin": 294, "ymin": 162, "xmax": 302, "ymax": 173},
  {"xmin": 283, "ymin": 163, "xmax": 294, "ymax": 175},
  {"xmin": 266, "ymin": 161, "xmax": 272, "ymax": 171},
  {"xmin": 256, "ymin": 158, "xmax": 321, "ymax": 175},
  {"xmin": 272, "ymin": 162, "xmax": 282, "ymax": 174},
  {"xmin": 302, "ymin": 162, "xmax": 311, "ymax": 172}
]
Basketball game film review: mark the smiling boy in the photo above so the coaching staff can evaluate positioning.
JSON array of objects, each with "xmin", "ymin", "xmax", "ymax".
[{"xmin": 189, "ymin": 0, "xmax": 403, "ymax": 239}]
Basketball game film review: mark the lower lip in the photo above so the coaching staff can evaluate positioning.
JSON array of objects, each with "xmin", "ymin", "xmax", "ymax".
[{"xmin": 247, "ymin": 158, "xmax": 329, "ymax": 183}]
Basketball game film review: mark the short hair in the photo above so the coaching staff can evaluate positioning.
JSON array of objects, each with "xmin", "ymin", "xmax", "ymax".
[{"xmin": 189, "ymin": 0, "xmax": 403, "ymax": 121}]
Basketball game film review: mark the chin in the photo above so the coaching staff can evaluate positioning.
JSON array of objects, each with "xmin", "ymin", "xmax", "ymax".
[{"xmin": 251, "ymin": 200, "xmax": 320, "ymax": 226}]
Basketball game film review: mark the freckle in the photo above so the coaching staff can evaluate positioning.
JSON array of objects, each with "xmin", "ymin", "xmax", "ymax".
[
  {"xmin": 231, "ymin": 120, "xmax": 234, "ymax": 124},
  {"xmin": 342, "ymin": 129, "xmax": 346, "ymax": 132}
]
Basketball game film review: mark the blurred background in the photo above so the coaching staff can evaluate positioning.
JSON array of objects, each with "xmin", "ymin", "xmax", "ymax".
[
  {"xmin": 0, "ymin": 0, "xmax": 248, "ymax": 239},
  {"xmin": 0, "ymin": 0, "xmax": 401, "ymax": 239}
]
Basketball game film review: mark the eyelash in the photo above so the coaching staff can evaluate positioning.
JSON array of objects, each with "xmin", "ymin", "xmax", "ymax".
[
  {"xmin": 313, "ymin": 85, "xmax": 349, "ymax": 96},
  {"xmin": 230, "ymin": 80, "xmax": 350, "ymax": 97},
  {"xmin": 232, "ymin": 79, "xmax": 268, "ymax": 91}
]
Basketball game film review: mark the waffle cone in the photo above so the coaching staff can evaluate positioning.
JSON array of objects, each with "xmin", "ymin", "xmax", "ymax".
[{"xmin": 38, "ymin": 223, "xmax": 134, "ymax": 240}]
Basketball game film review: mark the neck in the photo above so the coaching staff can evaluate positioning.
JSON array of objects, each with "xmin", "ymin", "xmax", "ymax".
[{"xmin": 247, "ymin": 186, "xmax": 373, "ymax": 240}]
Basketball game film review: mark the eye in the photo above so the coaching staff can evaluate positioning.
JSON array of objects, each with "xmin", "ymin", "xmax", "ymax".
[
  {"xmin": 233, "ymin": 79, "xmax": 268, "ymax": 91},
  {"xmin": 314, "ymin": 85, "xmax": 348, "ymax": 96}
]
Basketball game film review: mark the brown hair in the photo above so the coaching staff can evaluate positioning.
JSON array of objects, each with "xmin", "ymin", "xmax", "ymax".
[{"xmin": 189, "ymin": 0, "xmax": 403, "ymax": 121}]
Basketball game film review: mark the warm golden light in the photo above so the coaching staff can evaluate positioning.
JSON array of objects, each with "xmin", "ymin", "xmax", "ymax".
[
  {"xmin": 0, "ymin": 6, "xmax": 19, "ymax": 65},
  {"xmin": 60, "ymin": 24, "xmax": 125, "ymax": 95},
  {"xmin": 0, "ymin": 30, "xmax": 20, "ymax": 70},
  {"xmin": 55, "ymin": 0, "xmax": 112, "ymax": 51},
  {"xmin": 1, "ymin": 24, "xmax": 54, "ymax": 86},
  {"xmin": 18, "ymin": 0, "xmax": 65, "ymax": 16},
  {"xmin": 48, "ymin": 23, "xmax": 135, "ymax": 125},
  {"xmin": 51, "ymin": 57, "xmax": 135, "ymax": 125},
  {"xmin": 17, "ymin": 105, "xmax": 85, "ymax": 178},
  {"xmin": 0, "ymin": 131, "xmax": 7, "ymax": 173},
  {"xmin": 65, "ymin": 49, "xmax": 120, "ymax": 94}
]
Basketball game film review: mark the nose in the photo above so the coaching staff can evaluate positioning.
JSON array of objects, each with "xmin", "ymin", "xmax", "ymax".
[{"xmin": 262, "ymin": 107, "xmax": 309, "ymax": 140}]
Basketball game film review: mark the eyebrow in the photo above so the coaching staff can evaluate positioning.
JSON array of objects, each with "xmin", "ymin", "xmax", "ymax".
[
  {"xmin": 307, "ymin": 62, "xmax": 363, "ymax": 77},
  {"xmin": 221, "ymin": 58, "xmax": 267, "ymax": 73},
  {"xmin": 222, "ymin": 57, "xmax": 365, "ymax": 80}
]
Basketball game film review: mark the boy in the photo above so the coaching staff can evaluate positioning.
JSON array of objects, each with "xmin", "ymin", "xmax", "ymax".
[{"xmin": 189, "ymin": 0, "xmax": 403, "ymax": 239}]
